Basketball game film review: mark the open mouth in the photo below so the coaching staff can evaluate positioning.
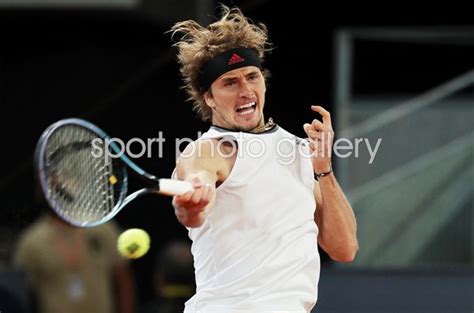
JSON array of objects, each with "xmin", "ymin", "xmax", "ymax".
[{"xmin": 236, "ymin": 102, "xmax": 256, "ymax": 116}]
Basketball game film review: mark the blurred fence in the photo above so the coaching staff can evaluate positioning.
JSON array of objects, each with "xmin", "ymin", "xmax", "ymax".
[{"xmin": 334, "ymin": 28, "xmax": 473, "ymax": 268}]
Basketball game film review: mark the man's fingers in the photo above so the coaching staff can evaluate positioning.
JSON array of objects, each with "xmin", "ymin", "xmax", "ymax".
[
  {"xmin": 173, "ymin": 183, "xmax": 214, "ymax": 212},
  {"xmin": 311, "ymin": 119, "xmax": 325, "ymax": 131},
  {"xmin": 190, "ymin": 187, "xmax": 205, "ymax": 204},
  {"xmin": 201, "ymin": 184, "xmax": 214, "ymax": 202},
  {"xmin": 303, "ymin": 123, "xmax": 312, "ymax": 136},
  {"xmin": 190, "ymin": 177, "xmax": 203, "ymax": 188},
  {"xmin": 311, "ymin": 105, "xmax": 333, "ymax": 129},
  {"xmin": 308, "ymin": 130, "xmax": 322, "ymax": 140},
  {"xmin": 173, "ymin": 191, "xmax": 193, "ymax": 205},
  {"xmin": 304, "ymin": 123, "xmax": 323, "ymax": 140}
]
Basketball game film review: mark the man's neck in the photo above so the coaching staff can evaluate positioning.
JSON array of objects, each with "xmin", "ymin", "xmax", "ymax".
[{"xmin": 211, "ymin": 118, "xmax": 273, "ymax": 133}]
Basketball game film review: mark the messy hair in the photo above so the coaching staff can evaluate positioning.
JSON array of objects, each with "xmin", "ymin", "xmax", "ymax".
[{"xmin": 169, "ymin": 4, "xmax": 272, "ymax": 122}]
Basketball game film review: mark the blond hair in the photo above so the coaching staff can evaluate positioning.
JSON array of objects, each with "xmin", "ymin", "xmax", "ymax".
[{"xmin": 169, "ymin": 5, "xmax": 272, "ymax": 122}]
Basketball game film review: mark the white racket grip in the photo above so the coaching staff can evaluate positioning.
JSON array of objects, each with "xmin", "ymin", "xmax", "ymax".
[{"xmin": 158, "ymin": 179, "xmax": 194, "ymax": 196}]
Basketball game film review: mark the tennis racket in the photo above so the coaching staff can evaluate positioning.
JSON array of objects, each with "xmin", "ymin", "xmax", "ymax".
[{"xmin": 34, "ymin": 118, "xmax": 193, "ymax": 227}]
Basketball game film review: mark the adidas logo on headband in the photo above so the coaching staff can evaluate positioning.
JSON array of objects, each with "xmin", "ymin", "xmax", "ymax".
[{"xmin": 227, "ymin": 53, "xmax": 245, "ymax": 65}]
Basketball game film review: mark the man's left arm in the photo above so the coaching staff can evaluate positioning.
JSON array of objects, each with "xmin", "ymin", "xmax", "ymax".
[
  {"xmin": 303, "ymin": 105, "xmax": 358, "ymax": 262},
  {"xmin": 313, "ymin": 176, "xmax": 358, "ymax": 262}
]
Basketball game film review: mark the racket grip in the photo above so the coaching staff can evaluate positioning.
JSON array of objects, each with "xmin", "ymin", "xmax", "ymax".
[{"xmin": 158, "ymin": 179, "xmax": 194, "ymax": 196}]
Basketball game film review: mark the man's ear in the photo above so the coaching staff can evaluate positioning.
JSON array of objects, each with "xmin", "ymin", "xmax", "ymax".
[{"xmin": 204, "ymin": 91, "xmax": 215, "ymax": 109}]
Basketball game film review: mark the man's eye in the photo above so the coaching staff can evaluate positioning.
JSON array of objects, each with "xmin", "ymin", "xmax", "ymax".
[{"xmin": 225, "ymin": 81, "xmax": 236, "ymax": 86}]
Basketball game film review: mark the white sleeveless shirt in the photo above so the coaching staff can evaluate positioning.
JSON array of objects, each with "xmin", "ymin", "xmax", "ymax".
[{"xmin": 184, "ymin": 125, "xmax": 320, "ymax": 313}]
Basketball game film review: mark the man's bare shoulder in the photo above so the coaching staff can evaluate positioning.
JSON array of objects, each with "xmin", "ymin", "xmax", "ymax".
[
  {"xmin": 178, "ymin": 138, "xmax": 223, "ymax": 159},
  {"xmin": 176, "ymin": 138, "xmax": 236, "ymax": 182}
]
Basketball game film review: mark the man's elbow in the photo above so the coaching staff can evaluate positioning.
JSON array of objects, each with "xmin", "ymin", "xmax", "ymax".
[{"xmin": 329, "ymin": 242, "xmax": 359, "ymax": 263}]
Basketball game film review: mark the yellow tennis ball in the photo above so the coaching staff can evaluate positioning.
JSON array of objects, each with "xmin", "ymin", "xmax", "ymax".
[{"xmin": 117, "ymin": 228, "xmax": 150, "ymax": 259}]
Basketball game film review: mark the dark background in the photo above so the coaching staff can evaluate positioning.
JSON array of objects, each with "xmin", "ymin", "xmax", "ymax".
[{"xmin": 0, "ymin": 0, "xmax": 472, "ymax": 305}]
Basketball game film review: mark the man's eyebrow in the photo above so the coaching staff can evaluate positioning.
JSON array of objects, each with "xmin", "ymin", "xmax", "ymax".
[
  {"xmin": 222, "ymin": 76, "xmax": 237, "ymax": 81},
  {"xmin": 245, "ymin": 70, "xmax": 259, "ymax": 77},
  {"xmin": 220, "ymin": 70, "xmax": 259, "ymax": 82}
]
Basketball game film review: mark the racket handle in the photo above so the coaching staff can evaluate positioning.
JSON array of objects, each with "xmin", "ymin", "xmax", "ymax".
[{"xmin": 158, "ymin": 179, "xmax": 194, "ymax": 196}]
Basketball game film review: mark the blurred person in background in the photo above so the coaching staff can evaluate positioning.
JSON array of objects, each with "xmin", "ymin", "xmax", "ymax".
[{"xmin": 13, "ymin": 183, "xmax": 136, "ymax": 313}]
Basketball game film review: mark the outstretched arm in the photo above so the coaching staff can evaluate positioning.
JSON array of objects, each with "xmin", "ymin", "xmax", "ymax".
[
  {"xmin": 172, "ymin": 140, "xmax": 221, "ymax": 228},
  {"xmin": 303, "ymin": 106, "xmax": 358, "ymax": 262}
]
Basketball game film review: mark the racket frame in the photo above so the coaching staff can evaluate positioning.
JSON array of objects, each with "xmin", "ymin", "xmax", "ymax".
[{"xmin": 35, "ymin": 118, "xmax": 164, "ymax": 227}]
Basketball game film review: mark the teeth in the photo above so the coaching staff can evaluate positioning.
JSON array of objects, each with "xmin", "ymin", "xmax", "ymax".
[{"xmin": 237, "ymin": 102, "xmax": 256, "ymax": 110}]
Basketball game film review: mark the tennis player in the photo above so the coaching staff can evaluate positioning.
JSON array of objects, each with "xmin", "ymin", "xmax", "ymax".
[{"xmin": 170, "ymin": 5, "xmax": 358, "ymax": 313}]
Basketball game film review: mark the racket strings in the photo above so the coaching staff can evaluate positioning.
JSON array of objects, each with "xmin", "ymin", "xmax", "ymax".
[{"xmin": 44, "ymin": 125, "xmax": 122, "ymax": 224}]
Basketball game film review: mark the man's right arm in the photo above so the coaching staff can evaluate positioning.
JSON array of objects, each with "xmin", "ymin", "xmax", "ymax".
[{"xmin": 172, "ymin": 140, "xmax": 221, "ymax": 228}]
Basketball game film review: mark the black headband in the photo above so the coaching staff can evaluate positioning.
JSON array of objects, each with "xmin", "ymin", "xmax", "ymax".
[{"xmin": 198, "ymin": 48, "xmax": 262, "ymax": 92}]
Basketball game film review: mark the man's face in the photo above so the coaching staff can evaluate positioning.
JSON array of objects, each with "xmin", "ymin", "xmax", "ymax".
[{"xmin": 205, "ymin": 66, "xmax": 266, "ymax": 131}]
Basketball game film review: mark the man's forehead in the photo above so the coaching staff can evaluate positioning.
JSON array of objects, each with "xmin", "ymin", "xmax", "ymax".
[{"xmin": 218, "ymin": 66, "xmax": 260, "ymax": 80}]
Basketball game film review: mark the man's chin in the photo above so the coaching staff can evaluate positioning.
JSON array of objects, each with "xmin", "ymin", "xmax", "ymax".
[
  {"xmin": 239, "ymin": 121, "xmax": 262, "ymax": 132},
  {"xmin": 225, "ymin": 115, "xmax": 262, "ymax": 132}
]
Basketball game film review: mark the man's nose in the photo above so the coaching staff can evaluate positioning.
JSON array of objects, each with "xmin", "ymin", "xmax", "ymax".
[{"xmin": 239, "ymin": 81, "xmax": 255, "ymax": 98}]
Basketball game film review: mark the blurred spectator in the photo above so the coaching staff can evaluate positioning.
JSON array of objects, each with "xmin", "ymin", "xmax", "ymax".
[
  {"xmin": 13, "ymin": 212, "xmax": 136, "ymax": 313},
  {"xmin": 140, "ymin": 240, "xmax": 195, "ymax": 313}
]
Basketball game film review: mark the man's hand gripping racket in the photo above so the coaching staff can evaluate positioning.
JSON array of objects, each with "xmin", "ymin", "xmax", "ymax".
[{"xmin": 34, "ymin": 118, "xmax": 194, "ymax": 227}]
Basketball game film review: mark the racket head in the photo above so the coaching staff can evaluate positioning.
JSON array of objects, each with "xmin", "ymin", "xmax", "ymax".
[{"xmin": 34, "ymin": 118, "xmax": 128, "ymax": 227}]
